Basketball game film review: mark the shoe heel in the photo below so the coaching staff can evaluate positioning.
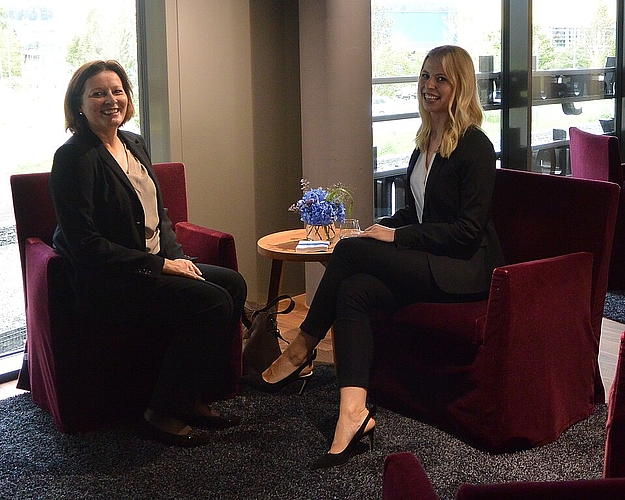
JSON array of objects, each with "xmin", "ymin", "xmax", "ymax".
[
  {"xmin": 297, "ymin": 348, "xmax": 317, "ymax": 395},
  {"xmin": 366, "ymin": 428, "xmax": 375, "ymax": 452},
  {"xmin": 298, "ymin": 372, "xmax": 313, "ymax": 395}
]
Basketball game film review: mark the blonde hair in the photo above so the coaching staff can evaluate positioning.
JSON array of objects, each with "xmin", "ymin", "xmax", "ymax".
[{"xmin": 415, "ymin": 45, "xmax": 483, "ymax": 157}]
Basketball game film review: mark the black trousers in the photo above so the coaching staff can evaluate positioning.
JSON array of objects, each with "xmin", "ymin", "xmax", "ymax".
[
  {"xmin": 123, "ymin": 263, "xmax": 247, "ymax": 414},
  {"xmin": 300, "ymin": 237, "xmax": 481, "ymax": 389}
]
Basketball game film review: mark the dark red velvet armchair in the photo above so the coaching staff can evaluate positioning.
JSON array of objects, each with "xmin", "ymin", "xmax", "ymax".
[
  {"xmin": 569, "ymin": 126, "xmax": 625, "ymax": 290},
  {"xmin": 382, "ymin": 331, "xmax": 625, "ymax": 498},
  {"xmin": 382, "ymin": 452, "xmax": 625, "ymax": 500},
  {"xmin": 605, "ymin": 331, "xmax": 625, "ymax": 478},
  {"xmin": 369, "ymin": 169, "xmax": 619, "ymax": 452},
  {"xmin": 11, "ymin": 162, "xmax": 242, "ymax": 433}
]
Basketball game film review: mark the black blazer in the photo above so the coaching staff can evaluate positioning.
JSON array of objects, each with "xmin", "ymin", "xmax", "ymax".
[
  {"xmin": 380, "ymin": 127, "xmax": 504, "ymax": 295},
  {"xmin": 50, "ymin": 129, "xmax": 184, "ymax": 312}
]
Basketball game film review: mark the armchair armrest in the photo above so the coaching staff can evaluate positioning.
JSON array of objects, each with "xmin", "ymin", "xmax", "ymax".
[
  {"xmin": 382, "ymin": 453, "xmax": 439, "ymax": 500},
  {"xmin": 485, "ymin": 252, "xmax": 594, "ymax": 347},
  {"xmin": 20, "ymin": 237, "xmax": 63, "ymax": 395},
  {"xmin": 605, "ymin": 331, "xmax": 625, "ymax": 478},
  {"xmin": 474, "ymin": 252, "xmax": 596, "ymax": 444},
  {"xmin": 456, "ymin": 479, "xmax": 625, "ymax": 499},
  {"xmin": 175, "ymin": 222, "xmax": 238, "ymax": 271},
  {"xmin": 24, "ymin": 237, "xmax": 62, "ymax": 311}
]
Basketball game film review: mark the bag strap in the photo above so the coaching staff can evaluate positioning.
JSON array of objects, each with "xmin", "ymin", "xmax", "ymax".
[
  {"xmin": 242, "ymin": 294, "xmax": 295, "ymax": 328},
  {"xmin": 255, "ymin": 294, "xmax": 295, "ymax": 317}
]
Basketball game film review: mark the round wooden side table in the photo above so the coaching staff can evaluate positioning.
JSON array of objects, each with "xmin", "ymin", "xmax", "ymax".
[{"xmin": 257, "ymin": 228, "xmax": 335, "ymax": 302}]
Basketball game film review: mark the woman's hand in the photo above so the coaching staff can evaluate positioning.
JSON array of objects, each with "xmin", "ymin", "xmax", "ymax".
[
  {"xmin": 360, "ymin": 224, "xmax": 395, "ymax": 242},
  {"xmin": 162, "ymin": 258, "xmax": 205, "ymax": 280}
]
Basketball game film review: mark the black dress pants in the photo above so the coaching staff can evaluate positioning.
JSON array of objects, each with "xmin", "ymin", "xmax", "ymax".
[
  {"xmin": 300, "ymin": 237, "xmax": 475, "ymax": 389},
  {"xmin": 123, "ymin": 263, "xmax": 247, "ymax": 414}
]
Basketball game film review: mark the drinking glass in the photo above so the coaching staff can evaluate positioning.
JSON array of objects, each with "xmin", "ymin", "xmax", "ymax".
[{"xmin": 340, "ymin": 218, "xmax": 361, "ymax": 239}]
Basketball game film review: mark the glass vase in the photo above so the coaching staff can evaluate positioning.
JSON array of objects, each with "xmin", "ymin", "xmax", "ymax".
[{"xmin": 306, "ymin": 223, "xmax": 336, "ymax": 242}]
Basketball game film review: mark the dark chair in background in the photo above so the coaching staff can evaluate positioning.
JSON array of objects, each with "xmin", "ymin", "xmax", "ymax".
[
  {"xmin": 605, "ymin": 331, "xmax": 625, "ymax": 478},
  {"xmin": 369, "ymin": 169, "xmax": 619, "ymax": 452},
  {"xmin": 382, "ymin": 331, "xmax": 625, "ymax": 499},
  {"xmin": 11, "ymin": 162, "xmax": 242, "ymax": 433},
  {"xmin": 382, "ymin": 451, "xmax": 625, "ymax": 499},
  {"xmin": 569, "ymin": 126, "xmax": 625, "ymax": 290}
]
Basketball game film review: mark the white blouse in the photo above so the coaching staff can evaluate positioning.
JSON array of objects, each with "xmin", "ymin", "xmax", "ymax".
[{"xmin": 409, "ymin": 151, "xmax": 435, "ymax": 223}]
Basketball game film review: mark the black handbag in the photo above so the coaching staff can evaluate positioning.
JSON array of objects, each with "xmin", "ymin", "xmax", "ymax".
[{"xmin": 241, "ymin": 294, "xmax": 295, "ymax": 375}]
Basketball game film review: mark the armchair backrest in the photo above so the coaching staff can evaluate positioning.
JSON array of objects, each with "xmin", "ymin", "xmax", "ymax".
[
  {"xmin": 11, "ymin": 162, "xmax": 191, "ymax": 297},
  {"xmin": 152, "ymin": 162, "xmax": 189, "ymax": 226},
  {"xmin": 491, "ymin": 169, "xmax": 619, "ymax": 368},
  {"xmin": 492, "ymin": 169, "xmax": 617, "ymax": 268},
  {"xmin": 10, "ymin": 172, "xmax": 56, "ymax": 296},
  {"xmin": 569, "ymin": 126, "xmax": 624, "ymax": 186}
]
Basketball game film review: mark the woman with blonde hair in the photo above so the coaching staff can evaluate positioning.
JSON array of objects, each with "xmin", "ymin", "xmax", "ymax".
[{"xmin": 245, "ymin": 45, "xmax": 504, "ymax": 469}]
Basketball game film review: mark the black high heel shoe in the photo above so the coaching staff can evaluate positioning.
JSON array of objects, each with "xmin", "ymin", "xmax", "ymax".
[
  {"xmin": 242, "ymin": 350, "xmax": 317, "ymax": 394},
  {"xmin": 309, "ymin": 406, "xmax": 377, "ymax": 470}
]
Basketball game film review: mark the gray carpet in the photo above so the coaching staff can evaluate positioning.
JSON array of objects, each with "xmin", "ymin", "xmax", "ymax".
[
  {"xmin": 0, "ymin": 364, "xmax": 605, "ymax": 500},
  {"xmin": 605, "ymin": 291, "xmax": 625, "ymax": 324}
]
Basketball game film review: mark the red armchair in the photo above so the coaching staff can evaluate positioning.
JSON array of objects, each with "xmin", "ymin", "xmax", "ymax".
[
  {"xmin": 369, "ymin": 169, "xmax": 619, "ymax": 452},
  {"xmin": 569, "ymin": 126, "xmax": 625, "ymax": 290},
  {"xmin": 382, "ymin": 330, "xmax": 625, "ymax": 498},
  {"xmin": 382, "ymin": 452, "xmax": 625, "ymax": 500},
  {"xmin": 605, "ymin": 332, "xmax": 625, "ymax": 478},
  {"xmin": 11, "ymin": 162, "xmax": 242, "ymax": 433}
]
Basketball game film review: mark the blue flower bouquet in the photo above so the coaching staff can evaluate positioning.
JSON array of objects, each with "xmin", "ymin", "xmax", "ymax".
[{"xmin": 289, "ymin": 179, "xmax": 353, "ymax": 241}]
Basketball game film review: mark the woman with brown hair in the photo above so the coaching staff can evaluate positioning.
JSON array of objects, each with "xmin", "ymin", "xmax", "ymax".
[{"xmin": 51, "ymin": 60, "xmax": 247, "ymax": 447}]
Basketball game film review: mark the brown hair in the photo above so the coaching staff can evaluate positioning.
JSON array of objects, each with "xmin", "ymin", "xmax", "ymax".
[{"xmin": 64, "ymin": 60, "xmax": 135, "ymax": 134}]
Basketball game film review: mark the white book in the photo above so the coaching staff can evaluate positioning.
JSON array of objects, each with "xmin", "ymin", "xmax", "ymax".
[{"xmin": 295, "ymin": 240, "xmax": 331, "ymax": 252}]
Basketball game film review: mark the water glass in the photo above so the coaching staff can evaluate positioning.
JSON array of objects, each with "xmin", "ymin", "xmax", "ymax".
[{"xmin": 340, "ymin": 218, "xmax": 361, "ymax": 239}]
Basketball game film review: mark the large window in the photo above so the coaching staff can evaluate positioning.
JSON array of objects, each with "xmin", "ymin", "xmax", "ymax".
[
  {"xmin": 372, "ymin": 0, "xmax": 620, "ymax": 215},
  {"xmin": 531, "ymin": 1, "xmax": 616, "ymax": 175},
  {"xmin": 372, "ymin": 0, "xmax": 501, "ymax": 218},
  {"xmin": 0, "ymin": 0, "xmax": 138, "ymax": 378}
]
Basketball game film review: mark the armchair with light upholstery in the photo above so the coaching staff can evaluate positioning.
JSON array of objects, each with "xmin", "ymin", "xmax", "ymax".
[
  {"xmin": 369, "ymin": 169, "xmax": 619, "ymax": 452},
  {"xmin": 11, "ymin": 162, "xmax": 242, "ymax": 433}
]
